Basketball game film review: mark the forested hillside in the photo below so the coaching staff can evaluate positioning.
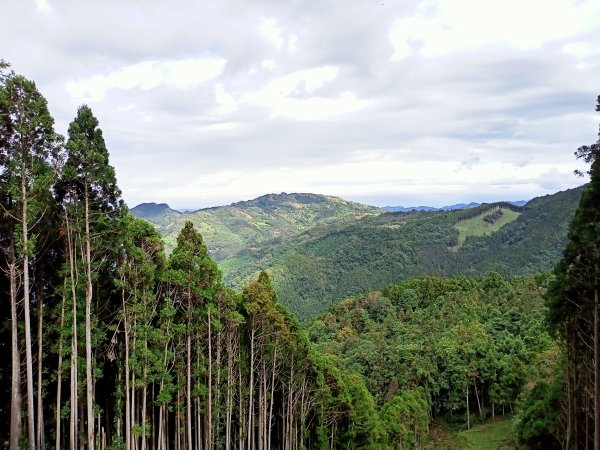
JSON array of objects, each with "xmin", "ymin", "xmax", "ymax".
[
  {"xmin": 308, "ymin": 273, "xmax": 557, "ymax": 448},
  {"xmin": 132, "ymin": 193, "xmax": 381, "ymax": 258},
  {"xmin": 219, "ymin": 190, "xmax": 582, "ymax": 320}
]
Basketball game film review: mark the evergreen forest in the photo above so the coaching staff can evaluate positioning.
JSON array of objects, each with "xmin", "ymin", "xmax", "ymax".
[{"xmin": 2, "ymin": 62, "xmax": 600, "ymax": 449}]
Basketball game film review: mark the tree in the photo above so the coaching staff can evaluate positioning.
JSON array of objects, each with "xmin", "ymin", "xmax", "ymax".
[
  {"xmin": 59, "ymin": 104, "xmax": 122, "ymax": 450},
  {"xmin": 0, "ymin": 70, "xmax": 62, "ymax": 450},
  {"xmin": 547, "ymin": 95, "xmax": 600, "ymax": 449}
]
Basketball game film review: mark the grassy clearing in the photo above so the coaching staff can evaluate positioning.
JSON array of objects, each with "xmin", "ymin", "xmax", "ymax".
[
  {"xmin": 453, "ymin": 208, "xmax": 521, "ymax": 250},
  {"xmin": 459, "ymin": 418, "xmax": 517, "ymax": 449},
  {"xmin": 425, "ymin": 418, "xmax": 517, "ymax": 449}
]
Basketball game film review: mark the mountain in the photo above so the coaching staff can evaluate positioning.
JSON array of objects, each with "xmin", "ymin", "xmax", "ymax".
[
  {"xmin": 129, "ymin": 202, "xmax": 180, "ymax": 226},
  {"xmin": 133, "ymin": 187, "xmax": 582, "ymax": 321},
  {"xmin": 131, "ymin": 193, "xmax": 383, "ymax": 260},
  {"xmin": 383, "ymin": 200, "xmax": 526, "ymax": 212},
  {"xmin": 219, "ymin": 187, "xmax": 582, "ymax": 320}
]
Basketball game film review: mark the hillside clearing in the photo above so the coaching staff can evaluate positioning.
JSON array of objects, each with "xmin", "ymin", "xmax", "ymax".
[{"xmin": 453, "ymin": 208, "xmax": 521, "ymax": 250}]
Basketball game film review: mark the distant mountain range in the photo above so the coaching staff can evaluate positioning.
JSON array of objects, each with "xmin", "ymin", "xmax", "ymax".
[
  {"xmin": 130, "ymin": 193, "xmax": 382, "ymax": 259},
  {"xmin": 131, "ymin": 188, "xmax": 582, "ymax": 320},
  {"xmin": 383, "ymin": 200, "xmax": 528, "ymax": 212}
]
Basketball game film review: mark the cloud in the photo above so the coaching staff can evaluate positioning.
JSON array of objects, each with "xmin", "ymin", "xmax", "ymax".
[
  {"xmin": 66, "ymin": 57, "xmax": 226, "ymax": 101},
  {"xmin": 390, "ymin": 0, "xmax": 600, "ymax": 59},
  {"xmin": 240, "ymin": 66, "xmax": 374, "ymax": 120},
  {"xmin": 1, "ymin": 0, "xmax": 597, "ymax": 209}
]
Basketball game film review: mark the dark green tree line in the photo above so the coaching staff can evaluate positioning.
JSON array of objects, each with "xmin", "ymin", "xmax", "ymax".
[{"xmin": 545, "ymin": 95, "xmax": 600, "ymax": 449}]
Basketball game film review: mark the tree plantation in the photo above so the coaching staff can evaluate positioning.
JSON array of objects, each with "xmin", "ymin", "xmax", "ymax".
[{"xmin": 2, "ymin": 64, "xmax": 600, "ymax": 448}]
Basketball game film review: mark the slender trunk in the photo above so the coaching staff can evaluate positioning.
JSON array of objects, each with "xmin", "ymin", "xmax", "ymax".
[
  {"xmin": 56, "ymin": 289, "xmax": 66, "ymax": 450},
  {"xmin": 238, "ymin": 349, "xmax": 245, "ymax": 450},
  {"xmin": 9, "ymin": 239, "xmax": 22, "ymax": 450},
  {"xmin": 225, "ymin": 330, "xmax": 233, "ymax": 450},
  {"xmin": 474, "ymin": 379, "xmax": 482, "ymax": 420},
  {"xmin": 595, "ymin": 285, "xmax": 599, "ymax": 450},
  {"xmin": 466, "ymin": 385, "xmax": 470, "ymax": 430},
  {"xmin": 207, "ymin": 307, "xmax": 212, "ymax": 450},
  {"xmin": 268, "ymin": 345, "xmax": 277, "ymax": 450},
  {"xmin": 37, "ymin": 283, "xmax": 45, "ymax": 450},
  {"xmin": 84, "ymin": 188, "xmax": 95, "ymax": 450},
  {"xmin": 68, "ymin": 216, "xmax": 78, "ymax": 450},
  {"xmin": 22, "ymin": 175, "xmax": 36, "ymax": 450},
  {"xmin": 187, "ymin": 305, "xmax": 193, "ymax": 450},
  {"xmin": 141, "ymin": 364, "xmax": 148, "ymax": 450},
  {"xmin": 247, "ymin": 326, "xmax": 255, "ymax": 450},
  {"xmin": 124, "ymin": 288, "xmax": 131, "ymax": 450}
]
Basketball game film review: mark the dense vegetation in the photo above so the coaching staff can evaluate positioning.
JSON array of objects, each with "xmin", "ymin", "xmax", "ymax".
[
  {"xmin": 210, "ymin": 190, "xmax": 578, "ymax": 321},
  {"xmin": 308, "ymin": 273, "xmax": 557, "ymax": 447}
]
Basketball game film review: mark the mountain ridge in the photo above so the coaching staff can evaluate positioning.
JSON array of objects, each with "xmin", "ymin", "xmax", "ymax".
[{"xmin": 131, "ymin": 187, "xmax": 584, "ymax": 320}]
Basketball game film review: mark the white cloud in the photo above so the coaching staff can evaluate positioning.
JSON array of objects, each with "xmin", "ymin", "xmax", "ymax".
[
  {"xmin": 215, "ymin": 84, "xmax": 238, "ymax": 114},
  {"xmin": 240, "ymin": 66, "xmax": 374, "ymax": 120},
  {"xmin": 390, "ymin": 0, "xmax": 600, "ymax": 59},
  {"xmin": 258, "ymin": 18, "xmax": 285, "ymax": 49},
  {"xmin": 261, "ymin": 59, "xmax": 277, "ymax": 70},
  {"xmin": 288, "ymin": 35, "xmax": 298, "ymax": 53},
  {"xmin": 34, "ymin": 0, "xmax": 51, "ymax": 12},
  {"xmin": 66, "ymin": 57, "xmax": 226, "ymax": 101},
  {"xmin": 562, "ymin": 41, "xmax": 600, "ymax": 58}
]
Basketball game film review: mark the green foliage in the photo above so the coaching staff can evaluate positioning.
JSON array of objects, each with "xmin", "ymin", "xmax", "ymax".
[
  {"xmin": 379, "ymin": 388, "xmax": 429, "ymax": 449},
  {"xmin": 543, "ymin": 95, "xmax": 600, "ymax": 449},
  {"xmin": 220, "ymin": 193, "xmax": 579, "ymax": 321},
  {"xmin": 309, "ymin": 274, "xmax": 555, "ymax": 435},
  {"xmin": 515, "ymin": 380, "xmax": 562, "ymax": 449}
]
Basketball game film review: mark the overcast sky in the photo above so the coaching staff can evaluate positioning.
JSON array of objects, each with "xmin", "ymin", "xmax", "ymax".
[{"xmin": 2, "ymin": 0, "xmax": 599, "ymax": 208}]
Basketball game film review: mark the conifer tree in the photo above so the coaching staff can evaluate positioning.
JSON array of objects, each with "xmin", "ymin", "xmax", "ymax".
[
  {"xmin": 59, "ymin": 104, "xmax": 122, "ymax": 450},
  {"xmin": 547, "ymin": 95, "xmax": 600, "ymax": 449},
  {"xmin": 0, "ymin": 70, "xmax": 62, "ymax": 450}
]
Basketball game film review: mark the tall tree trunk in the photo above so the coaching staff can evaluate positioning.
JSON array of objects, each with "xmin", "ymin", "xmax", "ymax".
[
  {"xmin": 9, "ymin": 239, "xmax": 22, "ymax": 450},
  {"xmin": 124, "ymin": 288, "xmax": 131, "ymax": 450},
  {"xmin": 595, "ymin": 285, "xmax": 599, "ymax": 450},
  {"xmin": 67, "ymin": 216, "xmax": 78, "ymax": 450},
  {"xmin": 37, "ymin": 282, "xmax": 45, "ymax": 450},
  {"xmin": 267, "ymin": 345, "xmax": 277, "ymax": 450},
  {"xmin": 22, "ymin": 175, "xmax": 36, "ymax": 450},
  {"xmin": 56, "ymin": 289, "xmax": 66, "ymax": 450},
  {"xmin": 207, "ymin": 307, "xmax": 212, "ymax": 450},
  {"xmin": 247, "ymin": 326, "xmax": 255, "ymax": 450},
  {"xmin": 84, "ymin": 188, "xmax": 95, "ymax": 450},
  {"xmin": 187, "ymin": 306, "xmax": 193, "ymax": 450}
]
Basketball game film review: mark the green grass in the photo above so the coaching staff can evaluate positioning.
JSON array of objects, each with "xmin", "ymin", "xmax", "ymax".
[
  {"xmin": 453, "ymin": 208, "xmax": 521, "ymax": 250},
  {"xmin": 458, "ymin": 418, "xmax": 516, "ymax": 449}
]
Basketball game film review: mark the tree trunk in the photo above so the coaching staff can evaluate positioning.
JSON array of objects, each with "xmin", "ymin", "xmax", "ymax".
[
  {"xmin": 207, "ymin": 307, "xmax": 212, "ymax": 450},
  {"xmin": 65, "ymin": 215, "xmax": 78, "ymax": 450},
  {"xmin": 595, "ymin": 285, "xmax": 599, "ymax": 450},
  {"xmin": 22, "ymin": 175, "xmax": 36, "ymax": 450},
  {"xmin": 37, "ymin": 282, "xmax": 45, "ymax": 450},
  {"xmin": 124, "ymin": 288, "xmax": 131, "ymax": 450},
  {"xmin": 466, "ymin": 386, "xmax": 470, "ymax": 430},
  {"xmin": 187, "ymin": 307, "xmax": 193, "ymax": 450},
  {"xmin": 84, "ymin": 188, "xmax": 95, "ymax": 450},
  {"xmin": 56, "ymin": 289, "xmax": 66, "ymax": 450},
  {"xmin": 9, "ymin": 239, "xmax": 22, "ymax": 450},
  {"xmin": 247, "ymin": 326, "xmax": 255, "ymax": 450}
]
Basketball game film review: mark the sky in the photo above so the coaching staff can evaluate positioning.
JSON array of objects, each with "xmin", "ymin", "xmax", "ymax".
[{"xmin": 1, "ymin": 0, "xmax": 599, "ymax": 209}]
